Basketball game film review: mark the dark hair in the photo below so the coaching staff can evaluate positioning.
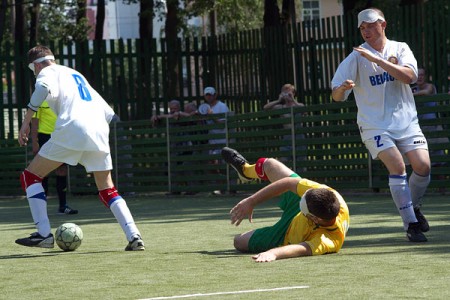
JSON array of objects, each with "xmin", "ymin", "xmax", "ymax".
[
  {"xmin": 27, "ymin": 45, "xmax": 54, "ymax": 64},
  {"xmin": 305, "ymin": 188, "xmax": 340, "ymax": 220}
]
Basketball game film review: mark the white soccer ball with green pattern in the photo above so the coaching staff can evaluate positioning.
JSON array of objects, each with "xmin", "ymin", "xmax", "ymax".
[{"xmin": 55, "ymin": 223, "xmax": 83, "ymax": 251}]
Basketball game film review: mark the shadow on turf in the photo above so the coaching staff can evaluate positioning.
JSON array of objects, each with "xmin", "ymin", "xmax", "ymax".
[
  {"xmin": 184, "ymin": 249, "xmax": 247, "ymax": 258},
  {"xmin": 344, "ymin": 222, "xmax": 450, "ymax": 255},
  {"xmin": 0, "ymin": 250, "xmax": 118, "ymax": 260}
]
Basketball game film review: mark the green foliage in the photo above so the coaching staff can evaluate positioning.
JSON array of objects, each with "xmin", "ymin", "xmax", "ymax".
[
  {"xmin": 37, "ymin": 0, "xmax": 91, "ymax": 43},
  {"xmin": 187, "ymin": 0, "xmax": 264, "ymax": 34}
]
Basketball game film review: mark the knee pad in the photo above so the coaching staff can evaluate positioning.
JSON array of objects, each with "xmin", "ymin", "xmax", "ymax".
[
  {"xmin": 99, "ymin": 187, "xmax": 122, "ymax": 208},
  {"xmin": 255, "ymin": 158, "xmax": 269, "ymax": 181},
  {"xmin": 20, "ymin": 169, "xmax": 43, "ymax": 191}
]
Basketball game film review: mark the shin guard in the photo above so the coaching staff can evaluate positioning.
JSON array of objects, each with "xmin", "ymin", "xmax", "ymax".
[
  {"xmin": 255, "ymin": 158, "xmax": 269, "ymax": 181},
  {"xmin": 99, "ymin": 187, "xmax": 122, "ymax": 208},
  {"xmin": 20, "ymin": 169, "xmax": 43, "ymax": 191}
]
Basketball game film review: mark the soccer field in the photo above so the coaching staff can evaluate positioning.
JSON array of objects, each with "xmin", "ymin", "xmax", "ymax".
[{"xmin": 1, "ymin": 192, "xmax": 449, "ymax": 299}]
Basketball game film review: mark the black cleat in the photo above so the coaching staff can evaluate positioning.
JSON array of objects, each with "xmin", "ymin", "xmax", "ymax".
[
  {"xmin": 406, "ymin": 222, "xmax": 427, "ymax": 242},
  {"xmin": 125, "ymin": 236, "xmax": 145, "ymax": 251},
  {"xmin": 58, "ymin": 206, "xmax": 78, "ymax": 215},
  {"xmin": 414, "ymin": 207, "xmax": 429, "ymax": 232},
  {"xmin": 15, "ymin": 232, "xmax": 55, "ymax": 248},
  {"xmin": 221, "ymin": 147, "xmax": 252, "ymax": 182}
]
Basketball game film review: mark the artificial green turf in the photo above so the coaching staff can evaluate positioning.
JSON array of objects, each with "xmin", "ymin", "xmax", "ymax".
[{"xmin": 0, "ymin": 192, "xmax": 449, "ymax": 299}]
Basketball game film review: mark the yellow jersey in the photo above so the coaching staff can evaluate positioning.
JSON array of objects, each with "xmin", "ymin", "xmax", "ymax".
[
  {"xmin": 282, "ymin": 178, "xmax": 350, "ymax": 255},
  {"xmin": 33, "ymin": 101, "xmax": 57, "ymax": 134}
]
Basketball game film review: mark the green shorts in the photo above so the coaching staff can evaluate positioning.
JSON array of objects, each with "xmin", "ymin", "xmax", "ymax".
[{"xmin": 248, "ymin": 174, "xmax": 301, "ymax": 253}]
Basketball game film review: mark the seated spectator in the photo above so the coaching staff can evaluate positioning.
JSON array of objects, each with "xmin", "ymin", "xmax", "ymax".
[
  {"xmin": 263, "ymin": 84, "xmax": 306, "ymax": 170},
  {"xmin": 151, "ymin": 100, "xmax": 197, "ymax": 195},
  {"xmin": 412, "ymin": 68, "xmax": 448, "ymax": 193}
]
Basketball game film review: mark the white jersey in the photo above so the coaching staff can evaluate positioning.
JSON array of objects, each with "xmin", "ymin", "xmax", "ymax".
[
  {"xmin": 36, "ymin": 64, "xmax": 115, "ymax": 152},
  {"xmin": 331, "ymin": 40, "xmax": 419, "ymax": 140},
  {"xmin": 207, "ymin": 100, "xmax": 229, "ymax": 144}
]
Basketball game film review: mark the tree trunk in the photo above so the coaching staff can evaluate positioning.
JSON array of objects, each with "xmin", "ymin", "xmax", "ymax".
[
  {"xmin": 139, "ymin": 0, "xmax": 154, "ymax": 39},
  {"xmin": 95, "ymin": 0, "xmax": 105, "ymax": 40},
  {"xmin": 165, "ymin": 0, "xmax": 180, "ymax": 99},
  {"xmin": 0, "ymin": 0, "xmax": 8, "ymax": 45},
  {"xmin": 281, "ymin": 0, "xmax": 295, "ymax": 25},
  {"xmin": 263, "ymin": 0, "xmax": 293, "ymax": 99},
  {"xmin": 14, "ymin": 0, "xmax": 27, "ymax": 132},
  {"xmin": 29, "ymin": 0, "xmax": 41, "ymax": 46},
  {"xmin": 264, "ymin": 0, "xmax": 280, "ymax": 26}
]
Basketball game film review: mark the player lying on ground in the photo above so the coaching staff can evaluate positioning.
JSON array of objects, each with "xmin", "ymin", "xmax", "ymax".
[{"xmin": 221, "ymin": 147, "xmax": 350, "ymax": 262}]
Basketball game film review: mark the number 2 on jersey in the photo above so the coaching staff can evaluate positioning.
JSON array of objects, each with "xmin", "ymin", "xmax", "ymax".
[
  {"xmin": 72, "ymin": 74, "xmax": 92, "ymax": 101},
  {"xmin": 374, "ymin": 135, "xmax": 384, "ymax": 148}
]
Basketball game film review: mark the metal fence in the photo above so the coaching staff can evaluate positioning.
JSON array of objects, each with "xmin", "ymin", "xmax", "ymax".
[{"xmin": 0, "ymin": 94, "xmax": 447, "ymax": 196}]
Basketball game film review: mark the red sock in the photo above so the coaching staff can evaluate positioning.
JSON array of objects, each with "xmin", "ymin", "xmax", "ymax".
[
  {"xmin": 20, "ymin": 169, "xmax": 43, "ymax": 191},
  {"xmin": 99, "ymin": 187, "xmax": 122, "ymax": 208},
  {"xmin": 255, "ymin": 158, "xmax": 269, "ymax": 181}
]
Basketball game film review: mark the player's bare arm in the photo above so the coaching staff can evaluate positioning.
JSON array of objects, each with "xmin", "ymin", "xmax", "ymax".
[
  {"xmin": 230, "ymin": 177, "xmax": 299, "ymax": 226},
  {"xmin": 353, "ymin": 46, "xmax": 417, "ymax": 84},
  {"xmin": 18, "ymin": 109, "xmax": 37, "ymax": 146},
  {"xmin": 332, "ymin": 80, "xmax": 355, "ymax": 101},
  {"xmin": 252, "ymin": 243, "xmax": 312, "ymax": 262}
]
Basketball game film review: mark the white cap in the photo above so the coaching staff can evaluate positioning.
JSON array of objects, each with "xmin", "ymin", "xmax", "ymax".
[
  {"xmin": 357, "ymin": 9, "xmax": 385, "ymax": 28},
  {"xmin": 204, "ymin": 87, "xmax": 216, "ymax": 95}
]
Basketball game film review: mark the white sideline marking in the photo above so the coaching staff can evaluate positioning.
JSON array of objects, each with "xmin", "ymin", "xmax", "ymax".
[{"xmin": 140, "ymin": 285, "xmax": 309, "ymax": 300}]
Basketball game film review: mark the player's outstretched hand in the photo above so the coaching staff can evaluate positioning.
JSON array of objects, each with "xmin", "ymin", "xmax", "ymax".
[
  {"xmin": 353, "ymin": 46, "xmax": 379, "ymax": 63},
  {"xmin": 18, "ymin": 124, "xmax": 30, "ymax": 146},
  {"xmin": 230, "ymin": 198, "xmax": 254, "ymax": 226},
  {"xmin": 252, "ymin": 251, "xmax": 276, "ymax": 263}
]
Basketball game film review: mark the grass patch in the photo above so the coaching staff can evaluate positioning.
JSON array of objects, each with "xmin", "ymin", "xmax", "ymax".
[{"xmin": 0, "ymin": 192, "xmax": 449, "ymax": 299}]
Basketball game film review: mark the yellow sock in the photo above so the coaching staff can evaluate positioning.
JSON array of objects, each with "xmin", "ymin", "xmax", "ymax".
[{"xmin": 243, "ymin": 163, "xmax": 258, "ymax": 179}]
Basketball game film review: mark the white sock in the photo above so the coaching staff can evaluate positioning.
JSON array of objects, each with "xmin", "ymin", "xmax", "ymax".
[
  {"xmin": 389, "ymin": 174, "xmax": 417, "ymax": 230},
  {"xmin": 26, "ymin": 183, "xmax": 51, "ymax": 237},
  {"xmin": 109, "ymin": 198, "xmax": 141, "ymax": 241},
  {"xmin": 409, "ymin": 172, "xmax": 430, "ymax": 208}
]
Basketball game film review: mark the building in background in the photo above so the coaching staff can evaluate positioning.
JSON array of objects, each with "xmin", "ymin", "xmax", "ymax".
[{"xmin": 85, "ymin": 0, "xmax": 342, "ymax": 40}]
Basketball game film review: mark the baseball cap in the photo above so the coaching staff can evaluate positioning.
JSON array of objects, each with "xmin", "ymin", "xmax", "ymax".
[
  {"xmin": 357, "ymin": 9, "xmax": 385, "ymax": 28},
  {"xmin": 204, "ymin": 87, "xmax": 216, "ymax": 95}
]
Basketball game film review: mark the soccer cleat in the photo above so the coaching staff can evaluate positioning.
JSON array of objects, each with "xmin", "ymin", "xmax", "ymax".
[
  {"xmin": 414, "ymin": 207, "xmax": 429, "ymax": 232},
  {"xmin": 221, "ymin": 147, "xmax": 252, "ymax": 182},
  {"xmin": 125, "ymin": 236, "xmax": 145, "ymax": 251},
  {"xmin": 58, "ymin": 206, "xmax": 79, "ymax": 215},
  {"xmin": 15, "ymin": 232, "xmax": 55, "ymax": 248},
  {"xmin": 406, "ymin": 222, "xmax": 427, "ymax": 242}
]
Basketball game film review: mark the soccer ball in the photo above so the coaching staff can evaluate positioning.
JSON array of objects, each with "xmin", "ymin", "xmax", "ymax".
[{"xmin": 55, "ymin": 223, "xmax": 83, "ymax": 251}]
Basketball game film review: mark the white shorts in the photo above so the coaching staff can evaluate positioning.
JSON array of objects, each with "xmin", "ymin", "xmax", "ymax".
[
  {"xmin": 39, "ymin": 140, "xmax": 113, "ymax": 172},
  {"xmin": 363, "ymin": 130, "xmax": 428, "ymax": 160}
]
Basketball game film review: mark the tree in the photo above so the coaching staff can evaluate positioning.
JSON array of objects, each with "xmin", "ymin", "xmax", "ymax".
[
  {"xmin": 164, "ymin": 0, "xmax": 181, "ymax": 99},
  {"xmin": 0, "ymin": 0, "xmax": 6, "ymax": 45},
  {"xmin": 139, "ymin": 0, "xmax": 154, "ymax": 39},
  {"xmin": 29, "ymin": 0, "xmax": 41, "ymax": 46},
  {"xmin": 95, "ymin": 0, "xmax": 105, "ymax": 41},
  {"xmin": 263, "ymin": 0, "xmax": 295, "ymax": 98}
]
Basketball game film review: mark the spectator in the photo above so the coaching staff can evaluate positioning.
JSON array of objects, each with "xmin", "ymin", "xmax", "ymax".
[
  {"xmin": 151, "ymin": 99, "xmax": 183, "ymax": 127},
  {"xmin": 31, "ymin": 100, "xmax": 78, "ymax": 215},
  {"xmin": 331, "ymin": 8, "xmax": 430, "ymax": 242},
  {"xmin": 151, "ymin": 100, "xmax": 198, "ymax": 196},
  {"xmin": 203, "ymin": 87, "xmax": 230, "ymax": 153},
  {"xmin": 263, "ymin": 84, "xmax": 306, "ymax": 168},
  {"xmin": 202, "ymin": 87, "xmax": 230, "ymax": 195},
  {"xmin": 412, "ymin": 68, "xmax": 448, "ymax": 193},
  {"xmin": 263, "ymin": 84, "xmax": 304, "ymax": 111}
]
